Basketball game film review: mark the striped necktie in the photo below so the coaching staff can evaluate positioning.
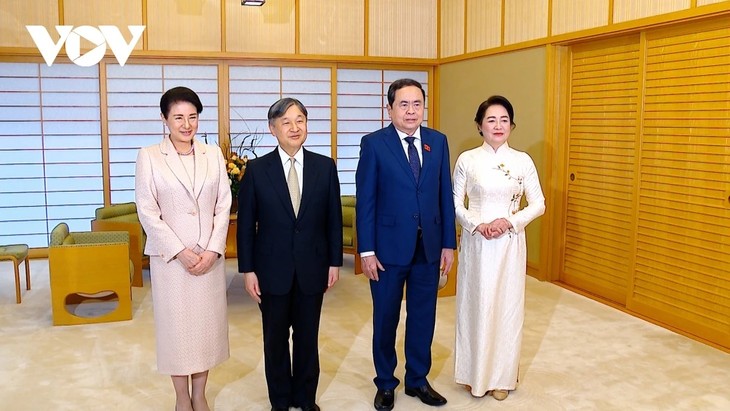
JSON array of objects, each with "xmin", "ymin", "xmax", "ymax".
[{"xmin": 405, "ymin": 136, "xmax": 421, "ymax": 181}]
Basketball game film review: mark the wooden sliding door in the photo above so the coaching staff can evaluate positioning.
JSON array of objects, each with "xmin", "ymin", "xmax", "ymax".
[{"xmin": 559, "ymin": 17, "xmax": 730, "ymax": 349}]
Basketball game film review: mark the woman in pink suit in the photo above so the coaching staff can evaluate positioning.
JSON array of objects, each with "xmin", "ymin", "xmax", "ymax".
[{"xmin": 135, "ymin": 87, "xmax": 231, "ymax": 411}]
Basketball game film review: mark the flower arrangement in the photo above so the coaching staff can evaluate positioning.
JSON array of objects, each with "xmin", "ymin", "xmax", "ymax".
[
  {"xmin": 226, "ymin": 129, "xmax": 263, "ymax": 203},
  {"xmin": 227, "ymin": 152, "xmax": 248, "ymax": 200}
]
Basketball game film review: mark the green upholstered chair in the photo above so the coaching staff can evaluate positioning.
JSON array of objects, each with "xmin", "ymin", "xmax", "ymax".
[
  {"xmin": 49, "ymin": 223, "xmax": 133, "ymax": 325},
  {"xmin": 0, "ymin": 244, "xmax": 31, "ymax": 303},
  {"xmin": 341, "ymin": 195, "xmax": 362, "ymax": 274},
  {"xmin": 91, "ymin": 202, "xmax": 146, "ymax": 287}
]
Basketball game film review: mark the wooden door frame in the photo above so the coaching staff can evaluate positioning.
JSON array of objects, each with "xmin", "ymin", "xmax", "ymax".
[{"xmin": 540, "ymin": 44, "xmax": 571, "ymax": 283}]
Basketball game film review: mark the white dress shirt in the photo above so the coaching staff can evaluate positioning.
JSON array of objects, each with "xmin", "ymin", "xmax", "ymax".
[
  {"xmin": 394, "ymin": 126, "xmax": 423, "ymax": 166},
  {"xmin": 277, "ymin": 146, "xmax": 304, "ymax": 195}
]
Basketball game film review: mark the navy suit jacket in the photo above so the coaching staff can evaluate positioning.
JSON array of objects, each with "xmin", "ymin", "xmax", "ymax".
[
  {"xmin": 237, "ymin": 148, "xmax": 343, "ymax": 295},
  {"xmin": 355, "ymin": 124, "xmax": 456, "ymax": 266}
]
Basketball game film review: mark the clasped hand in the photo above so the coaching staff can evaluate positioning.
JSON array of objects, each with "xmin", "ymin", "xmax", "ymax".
[
  {"xmin": 475, "ymin": 218, "xmax": 513, "ymax": 239},
  {"xmin": 176, "ymin": 248, "xmax": 218, "ymax": 275}
]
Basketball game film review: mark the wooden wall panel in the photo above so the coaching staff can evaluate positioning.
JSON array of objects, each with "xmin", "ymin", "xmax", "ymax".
[
  {"xmin": 613, "ymin": 0, "xmax": 690, "ymax": 23},
  {"xmin": 551, "ymin": 0, "xmax": 609, "ymax": 36},
  {"xmin": 439, "ymin": 47, "xmax": 547, "ymax": 264},
  {"xmin": 147, "ymin": 0, "xmax": 221, "ymax": 52},
  {"xmin": 697, "ymin": 0, "xmax": 729, "ymax": 5},
  {"xmin": 440, "ymin": 0, "xmax": 465, "ymax": 58},
  {"xmin": 0, "ymin": 0, "xmax": 58, "ymax": 48},
  {"xmin": 466, "ymin": 0, "xmax": 501, "ymax": 52},
  {"xmin": 226, "ymin": 0, "xmax": 294, "ymax": 54},
  {"xmin": 368, "ymin": 0, "xmax": 436, "ymax": 58},
  {"xmin": 504, "ymin": 0, "xmax": 548, "ymax": 45},
  {"xmin": 300, "ymin": 0, "xmax": 363, "ymax": 56},
  {"xmin": 63, "ymin": 0, "xmax": 143, "ymax": 50},
  {"xmin": 63, "ymin": 0, "xmax": 142, "ymax": 27}
]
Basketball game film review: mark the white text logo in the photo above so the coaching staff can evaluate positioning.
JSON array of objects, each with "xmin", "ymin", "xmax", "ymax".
[{"xmin": 26, "ymin": 25, "xmax": 145, "ymax": 67}]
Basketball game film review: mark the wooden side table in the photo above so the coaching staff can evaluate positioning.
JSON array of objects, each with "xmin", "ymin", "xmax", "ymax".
[{"xmin": 226, "ymin": 214, "xmax": 237, "ymax": 258}]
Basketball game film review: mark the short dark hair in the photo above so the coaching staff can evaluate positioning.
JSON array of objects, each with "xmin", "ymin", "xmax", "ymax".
[
  {"xmin": 387, "ymin": 78, "xmax": 426, "ymax": 107},
  {"xmin": 474, "ymin": 95, "xmax": 516, "ymax": 129},
  {"xmin": 267, "ymin": 97, "xmax": 308, "ymax": 125},
  {"xmin": 160, "ymin": 86, "xmax": 203, "ymax": 119}
]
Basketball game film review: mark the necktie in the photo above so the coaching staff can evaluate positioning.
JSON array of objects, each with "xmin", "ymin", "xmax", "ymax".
[
  {"xmin": 405, "ymin": 136, "xmax": 421, "ymax": 181},
  {"xmin": 287, "ymin": 157, "xmax": 300, "ymax": 215}
]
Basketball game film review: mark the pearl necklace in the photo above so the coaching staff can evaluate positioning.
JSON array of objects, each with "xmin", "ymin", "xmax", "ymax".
[{"xmin": 177, "ymin": 144, "xmax": 194, "ymax": 156}]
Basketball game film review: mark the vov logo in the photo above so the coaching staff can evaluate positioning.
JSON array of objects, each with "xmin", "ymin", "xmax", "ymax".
[{"xmin": 26, "ymin": 25, "xmax": 145, "ymax": 67}]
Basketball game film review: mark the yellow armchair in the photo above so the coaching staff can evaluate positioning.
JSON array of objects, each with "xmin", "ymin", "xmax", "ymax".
[
  {"xmin": 342, "ymin": 195, "xmax": 362, "ymax": 274},
  {"xmin": 49, "ymin": 223, "xmax": 133, "ymax": 326},
  {"xmin": 91, "ymin": 202, "xmax": 146, "ymax": 287}
]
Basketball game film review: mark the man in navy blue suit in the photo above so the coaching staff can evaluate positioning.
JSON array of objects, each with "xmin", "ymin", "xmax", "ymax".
[{"xmin": 356, "ymin": 78, "xmax": 457, "ymax": 410}]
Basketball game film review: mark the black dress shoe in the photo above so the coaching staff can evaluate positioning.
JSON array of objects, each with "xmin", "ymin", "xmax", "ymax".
[
  {"xmin": 404, "ymin": 382, "xmax": 447, "ymax": 406},
  {"xmin": 374, "ymin": 388, "xmax": 395, "ymax": 410},
  {"xmin": 301, "ymin": 405, "xmax": 320, "ymax": 411}
]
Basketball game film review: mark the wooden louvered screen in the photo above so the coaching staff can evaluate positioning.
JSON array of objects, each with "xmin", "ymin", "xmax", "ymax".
[
  {"xmin": 561, "ymin": 17, "xmax": 730, "ymax": 349},
  {"xmin": 629, "ymin": 18, "xmax": 730, "ymax": 347},
  {"xmin": 561, "ymin": 36, "xmax": 641, "ymax": 305}
]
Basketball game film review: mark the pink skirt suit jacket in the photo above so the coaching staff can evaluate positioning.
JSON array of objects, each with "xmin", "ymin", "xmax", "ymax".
[{"xmin": 135, "ymin": 137, "xmax": 231, "ymax": 375}]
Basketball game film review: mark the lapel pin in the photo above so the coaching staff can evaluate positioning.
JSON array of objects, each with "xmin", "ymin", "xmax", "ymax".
[{"xmin": 423, "ymin": 144, "xmax": 431, "ymax": 152}]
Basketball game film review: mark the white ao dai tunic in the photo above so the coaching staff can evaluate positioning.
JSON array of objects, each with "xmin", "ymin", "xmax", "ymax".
[{"xmin": 452, "ymin": 142, "xmax": 545, "ymax": 396}]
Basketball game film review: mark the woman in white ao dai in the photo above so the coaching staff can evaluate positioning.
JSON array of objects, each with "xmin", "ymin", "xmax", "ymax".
[{"xmin": 452, "ymin": 96, "xmax": 545, "ymax": 400}]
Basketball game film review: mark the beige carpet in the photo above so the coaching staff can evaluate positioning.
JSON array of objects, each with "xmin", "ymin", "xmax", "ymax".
[{"xmin": 0, "ymin": 257, "xmax": 728, "ymax": 411}]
